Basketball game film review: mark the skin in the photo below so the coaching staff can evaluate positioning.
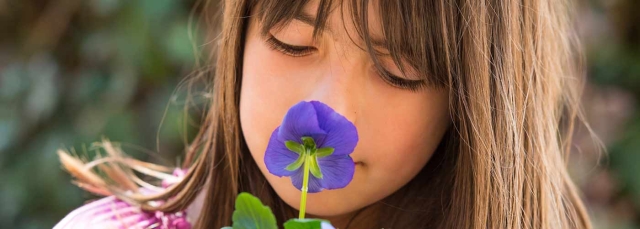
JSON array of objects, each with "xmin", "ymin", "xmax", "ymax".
[{"xmin": 239, "ymin": 0, "xmax": 450, "ymax": 227}]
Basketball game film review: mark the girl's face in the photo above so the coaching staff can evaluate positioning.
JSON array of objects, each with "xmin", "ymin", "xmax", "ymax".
[{"xmin": 239, "ymin": 1, "xmax": 450, "ymax": 217}]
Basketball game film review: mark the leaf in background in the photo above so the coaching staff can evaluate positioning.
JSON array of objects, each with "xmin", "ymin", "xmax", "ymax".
[
  {"xmin": 283, "ymin": 219, "xmax": 334, "ymax": 229},
  {"xmin": 230, "ymin": 192, "xmax": 278, "ymax": 229}
]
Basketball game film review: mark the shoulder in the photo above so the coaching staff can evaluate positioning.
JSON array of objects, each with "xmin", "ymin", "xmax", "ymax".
[{"xmin": 54, "ymin": 195, "xmax": 191, "ymax": 229}]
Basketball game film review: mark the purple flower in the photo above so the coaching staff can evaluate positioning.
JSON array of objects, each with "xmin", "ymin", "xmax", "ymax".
[{"xmin": 264, "ymin": 101, "xmax": 358, "ymax": 193}]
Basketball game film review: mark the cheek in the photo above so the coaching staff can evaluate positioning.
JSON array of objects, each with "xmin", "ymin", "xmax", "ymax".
[
  {"xmin": 241, "ymin": 43, "xmax": 297, "ymax": 104},
  {"xmin": 363, "ymin": 93, "xmax": 450, "ymax": 186},
  {"xmin": 239, "ymin": 27, "xmax": 310, "ymax": 194},
  {"xmin": 240, "ymin": 32, "xmax": 286, "ymax": 172}
]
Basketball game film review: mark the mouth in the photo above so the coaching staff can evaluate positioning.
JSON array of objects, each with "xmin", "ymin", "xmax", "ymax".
[{"xmin": 355, "ymin": 161, "xmax": 364, "ymax": 166}]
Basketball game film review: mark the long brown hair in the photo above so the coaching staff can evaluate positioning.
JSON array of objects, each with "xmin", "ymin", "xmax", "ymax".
[{"xmin": 59, "ymin": 0, "xmax": 592, "ymax": 228}]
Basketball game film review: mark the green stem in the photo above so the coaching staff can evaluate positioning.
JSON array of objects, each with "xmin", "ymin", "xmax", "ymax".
[{"xmin": 299, "ymin": 153, "xmax": 311, "ymax": 219}]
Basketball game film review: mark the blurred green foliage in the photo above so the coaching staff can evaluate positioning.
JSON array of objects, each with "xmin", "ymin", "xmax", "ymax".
[
  {"xmin": 0, "ymin": 0, "xmax": 639, "ymax": 228},
  {"xmin": 0, "ymin": 0, "xmax": 201, "ymax": 228},
  {"xmin": 578, "ymin": 0, "xmax": 640, "ymax": 228}
]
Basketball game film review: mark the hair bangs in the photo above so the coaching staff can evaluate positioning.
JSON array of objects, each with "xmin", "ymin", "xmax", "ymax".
[
  {"xmin": 255, "ymin": 0, "xmax": 335, "ymax": 41},
  {"xmin": 254, "ymin": 0, "xmax": 451, "ymax": 89}
]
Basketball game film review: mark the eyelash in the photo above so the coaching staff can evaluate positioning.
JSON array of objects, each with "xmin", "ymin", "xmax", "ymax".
[
  {"xmin": 265, "ymin": 34, "xmax": 427, "ymax": 92},
  {"xmin": 265, "ymin": 35, "xmax": 316, "ymax": 57}
]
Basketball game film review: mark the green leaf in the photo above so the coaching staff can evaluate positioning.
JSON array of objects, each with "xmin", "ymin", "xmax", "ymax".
[
  {"xmin": 285, "ymin": 141, "xmax": 304, "ymax": 154},
  {"xmin": 283, "ymin": 219, "xmax": 331, "ymax": 229},
  {"xmin": 231, "ymin": 192, "xmax": 278, "ymax": 229},
  {"xmin": 309, "ymin": 156, "xmax": 323, "ymax": 179},
  {"xmin": 285, "ymin": 154, "xmax": 305, "ymax": 171},
  {"xmin": 315, "ymin": 147, "xmax": 334, "ymax": 158}
]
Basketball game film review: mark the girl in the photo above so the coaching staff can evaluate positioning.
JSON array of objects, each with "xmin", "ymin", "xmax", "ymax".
[{"xmin": 55, "ymin": 0, "xmax": 592, "ymax": 228}]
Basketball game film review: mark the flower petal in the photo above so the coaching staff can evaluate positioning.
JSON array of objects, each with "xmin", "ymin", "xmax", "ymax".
[
  {"xmin": 291, "ymin": 168, "xmax": 324, "ymax": 193},
  {"xmin": 265, "ymin": 128, "xmax": 301, "ymax": 177},
  {"xmin": 278, "ymin": 101, "xmax": 326, "ymax": 143},
  {"xmin": 54, "ymin": 197, "xmax": 156, "ymax": 229},
  {"xmin": 317, "ymin": 155, "xmax": 355, "ymax": 190},
  {"xmin": 310, "ymin": 101, "xmax": 358, "ymax": 155}
]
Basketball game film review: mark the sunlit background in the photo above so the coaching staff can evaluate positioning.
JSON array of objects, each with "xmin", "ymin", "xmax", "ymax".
[{"xmin": 0, "ymin": 0, "xmax": 639, "ymax": 228}]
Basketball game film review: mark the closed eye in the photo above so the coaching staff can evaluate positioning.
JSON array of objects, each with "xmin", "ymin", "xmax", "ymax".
[
  {"xmin": 264, "ymin": 34, "xmax": 427, "ymax": 92},
  {"xmin": 265, "ymin": 34, "xmax": 316, "ymax": 57},
  {"xmin": 372, "ymin": 66, "xmax": 427, "ymax": 92}
]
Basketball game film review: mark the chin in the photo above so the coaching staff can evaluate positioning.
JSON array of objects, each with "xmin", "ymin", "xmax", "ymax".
[
  {"xmin": 304, "ymin": 190, "xmax": 361, "ymax": 216},
  {"xmin": 270, "ymin": 171, "xmax": 371, "ymax": 217}
]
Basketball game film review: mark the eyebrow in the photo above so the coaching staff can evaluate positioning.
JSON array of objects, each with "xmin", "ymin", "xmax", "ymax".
[{"xmin": 293, "ymin": 11, "xmax": 388, "ymax": 49}]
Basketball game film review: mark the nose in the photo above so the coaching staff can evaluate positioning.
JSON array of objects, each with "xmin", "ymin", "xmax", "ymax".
[
  {"xmin": 305, "ymin": 50, "xmax": 363, "ymax": 124},
  {"xmin": 307, "ymin": 82, "xmax": 358, "ymax": 124}
]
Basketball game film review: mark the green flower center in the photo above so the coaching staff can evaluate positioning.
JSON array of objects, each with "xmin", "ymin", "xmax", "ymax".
[{"xmin": 284, "ymin": 137, "xmax": 334, "ymax": 179}]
